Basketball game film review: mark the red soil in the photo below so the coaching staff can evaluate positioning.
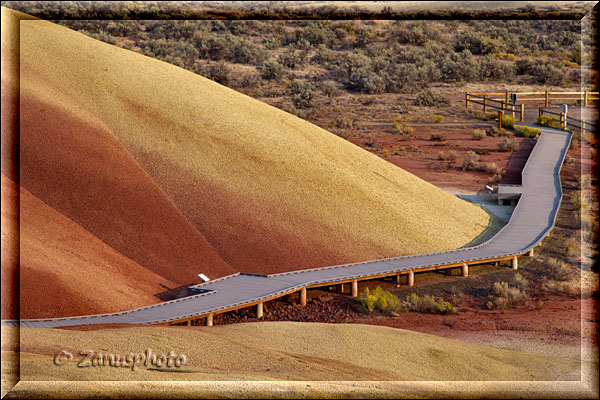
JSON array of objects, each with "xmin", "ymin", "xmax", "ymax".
[
  {"xmin": 19, "ymin": 89, "xmax": 234, "ymax": 284},
  {"xmin": 7, "ymin": 84, "xmax": 238, "ymax": 318}
]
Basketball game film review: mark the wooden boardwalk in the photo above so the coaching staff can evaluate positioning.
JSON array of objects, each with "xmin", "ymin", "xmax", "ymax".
[{"xmin": 2, "ymin": 124, "xmax": 572, "ymax": 328}]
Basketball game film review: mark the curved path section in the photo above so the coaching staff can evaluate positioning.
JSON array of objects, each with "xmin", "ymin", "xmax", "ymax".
[{"xmin": 2, "ymin": 124, "xmax": 572, "ymax": 328}]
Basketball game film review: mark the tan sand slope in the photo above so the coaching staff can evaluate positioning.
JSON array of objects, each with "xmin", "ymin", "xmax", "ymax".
[
  {"xmin": 3, "ymin": 322, "xmax": 582, "ymax": 381},
  {"xmin": 17, "ymin": 12, "xmax": 490, "ymax": 275}
]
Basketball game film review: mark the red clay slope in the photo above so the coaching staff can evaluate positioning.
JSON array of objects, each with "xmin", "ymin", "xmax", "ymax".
[
  {"xmin": 3, "ymin": 173, "xmax": 185, "ymax": 319},
  {"xmin": 18, "ymin": 85, "xmax": 234, "ymax": 286}
]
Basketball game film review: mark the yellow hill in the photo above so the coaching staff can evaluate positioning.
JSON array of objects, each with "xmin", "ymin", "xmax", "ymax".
[
  {"xmin": 17, "ymin": 10, "xmax": 490, "ymax": 274},
  {"xmin": 5, "ymin": 322, "xmax": 582, "ymax": 381}
]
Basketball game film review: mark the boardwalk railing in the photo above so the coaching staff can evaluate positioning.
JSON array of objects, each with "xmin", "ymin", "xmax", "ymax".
[
  {"xmin": 465, "ymin": 93, "xmax": 524, "ymax": 128},
  {"xmin": 467, "ymin": 90, "xmax": 599, "ymax": 108},
  {"xmin": 539, "ymin": 107, "xmax": 597, "ymax": 133}
]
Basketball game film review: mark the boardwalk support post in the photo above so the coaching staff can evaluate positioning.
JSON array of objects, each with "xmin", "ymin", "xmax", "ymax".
[
  {"xmin": 351, "ymin": 280, "xmax": 358, "ymax": 298},
  {"xmin": 256, "ymin": 302, "xmax": 263, "ymax": 319},
  {"xmin": 528, "ymin": 248, "xmax": 534, "ymax": 257},
  {"xmin": 186, "ymin": 320, "xmax": 191, "ymax": 326},
  {"xmin": 408, "ymin": 271, "xmax": 414, "ymax": 287},
  {"xmin": 340, "ymin": 283, "xmax": 344, "ymax": 294},
  {"xmin": 461, "ymin": 263, "xmax": 469, "ymax": 277},
  {"xmin": 300, "ymin": 287, "xmax": 307, "ymax": 306},
  {"xmin": 511, "ymin": 256, "xmax": 518, "ymax": 270},
  {"xmin": 206, "ymin": 313, "xmax": 213, "ymax": 327}
]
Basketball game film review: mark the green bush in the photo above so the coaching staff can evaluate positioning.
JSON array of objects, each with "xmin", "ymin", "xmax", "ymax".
[
  {"xmin": 405, "ymin": 293, "xmax": 457, "ymax": 315},
  {"xmin": 356, "ymin": 286, "xmax": 407, "ymax": 315},
  {"xmin": 515, "ymin": 126, "xmax": 541, "ymax": 138},
  {"xmin": 501, "ymin": 114, "xmax": 515, "ymax": 129},
  {"xmin": 535, "ymin": 115, "xmax": 560, "ymax": 128}
]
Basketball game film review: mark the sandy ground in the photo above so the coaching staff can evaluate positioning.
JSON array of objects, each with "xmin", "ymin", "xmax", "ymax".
[{"xmin": 1, "ymin": 322, "xmax": 588, "ymax": 382}]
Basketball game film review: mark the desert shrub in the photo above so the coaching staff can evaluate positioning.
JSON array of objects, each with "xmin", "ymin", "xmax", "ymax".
[
  {"xmin": 263, "ymin": 37, "xmax": 281, "ymax": 49},
  {"xmin": 392, "ymin": 114, "xmax": 413, "ymax": 136},
  {"xmin": 438, "ymin": 151, "xmax": 447, "ymax": 160},
  {"xmin": 430, "ymin": 133, "xmax": 446, "ymax": 142},
  {"xmin": 486, "ymin": 282, "xmax": 529, "ymax": 310},
  {"xmin": 479, "ymin": 162, "xmax": 501, "ymax": 175},
  {"xmin": 501, "ymin": 114, "xmax": 515, "ymax": 129},
  {"xmin": 544, "ymin": 258, "xmax": 576, "ymax": 281},
  {"xmin": 542, "ymin": 279, "xmax": 579, "ymax": 297},
  {"xmin": 278, "ymin": 49, "xmax": 302, "ymax": 69},
  {"xmin": 448, "ymin": 286, "xmax": 467, "ymax": 306},
  {"xmin": 208, "ymin": 61, "xmax": 231, "ymax": 85},
  {"xmin": 432, "ymin": 114, "xmax": 444, "ymax": 123},
  {"xmin": 486, "ymin": 126, "xmax": 501, "ymax": 137},
  {"xmin": 512, "ymin": 273, "xmax": 529, "ymax": 291},
  {"xmin": 321, "ymin": 81, "xmax": 341, "ymax": 97},
  {"xmin": 447, "ymin": 151, "xmax": 458, "ymax": 163},
  {"xmin": 356, "ymin": 286, "xmax": 407, "ymax": 315},
  {"xmin": 405, "ymin": 293, "xmax": 457, "ymax": 315},
  {"xmin": 515, "ymin": 126, "xmax": 541, "ymax": 138},
  {"xmin": 259, "ymin": 61, "xmax": 284, "ymax": 80},
  {"xmin": 478, "ymin": 55, "xmax": 515, "ymax": 81},
  {"xmin": 535, "ymin": 115, "xmax": 559, "ymax": 128},
  {"xmin": 462, "ymin": 151, "xmax": 479, "ymax": 171},
  {"xmin": 564, "ymin": 154, "xmax": 574, "ymax": 165},
  {"xmin": 498, "ymin": 137, "xmax": 518, "ymax": 152},
  {"xmin": 472, "ymin": 129, "xmax": 486, "ymax": 140},
  {"xmin": 415, "ymin": 89, "xmax": 449, "ymax": 107}
]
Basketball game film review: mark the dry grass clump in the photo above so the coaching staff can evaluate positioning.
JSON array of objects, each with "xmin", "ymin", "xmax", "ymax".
[
  {"xmin": 477, "ymin": 162, "xmax": 501, "ymax": 175},
  {"xmin": 540, "ymin": 258, "xmax": 580, "ymax": 297},
  {"xmin": 404, "ymin": 293, "xmax": 457, "ymax": 315},
  {"xmin": 462, "ymin": 150, "xmax": 479, "ymax": 171},
  {"xmin": 472, "ymin": 129, "xmax": 486, "ymax": 140},
  {"xmin": 448, "ymin": 286, "xmax": 467, "ymax": 306},
  {"xmin": 542, "ymin": 279, "xmax": 579, "ymax": 297},
  {"xmin": 497, "ymin": 136, "xmax": 518, "ymax": 152},
  {"xmin": 430, "ymin": 132, "xmax": 446, "ymax": 142},
  {"xmin": 544, "ymin": 258, "xmax": 576, "ymax": 282},
  {"xmin": 431, "ymin": 114, "xmax": 444, "ymax": 123},
  {"xmin": 486, "ymin": 281, "xmax": 529, "ymax": 310}
]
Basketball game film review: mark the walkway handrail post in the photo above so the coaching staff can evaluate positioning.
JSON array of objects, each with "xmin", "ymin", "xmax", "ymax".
[
  {"xmin": 520, "ymin": 103, "xmax": 525, "ymax": 122},
  {"xmin": 545, "ymin": 90, "xmax": 549, "ymax": 107},
  {"xmin": 465, "ymin": 92, "xmax": 470, "ymax": 109},
  {"xmin": 584, "ymin": 90, "xmax": 588, "ymax": 107},
  {"xmin": 505, "ymin": 91, "xmax": 509, "ymax": 103},
  {"xmin": 498, "ymin": 110, "xmax": 503, "ymax": 129},
  {"xmin": 483, "ymin": 95, "xmax": 487, "ymax": 113}
]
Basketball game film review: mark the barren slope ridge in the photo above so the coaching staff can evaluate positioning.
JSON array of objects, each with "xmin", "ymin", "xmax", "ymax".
[{"xmin": 18, "ymin": 13, "xmax": 489, "ymax": 272}]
